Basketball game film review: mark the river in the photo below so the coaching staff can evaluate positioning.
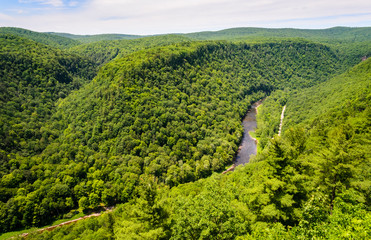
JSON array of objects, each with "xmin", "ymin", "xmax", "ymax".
[{"xmin": 234, "ymin": 101, "xmax": 262, "ymax": 165}]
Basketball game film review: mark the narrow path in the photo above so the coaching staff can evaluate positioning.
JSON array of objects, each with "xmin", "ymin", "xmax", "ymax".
[
  {"xmin": 17, "ymin": 207, "xmax": 114, "ymax": 238},
  {"xmin": 278, "ymin": 105, "xmax": 286, "ymax": 136}
]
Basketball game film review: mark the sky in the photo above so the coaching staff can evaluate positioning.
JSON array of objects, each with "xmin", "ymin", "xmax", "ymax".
[{"xmin": 0, "ymin": 0, "xmax": 370, "ymax": 35}]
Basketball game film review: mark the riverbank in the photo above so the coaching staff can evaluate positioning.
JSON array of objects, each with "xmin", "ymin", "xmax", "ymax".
[
  {"xmin": 234, "ymin": 100, "xmax": 262, "ymax": 166},
  {"xmin": 223, "ymin": 100, "xmax": 262, "ymax": 174}
]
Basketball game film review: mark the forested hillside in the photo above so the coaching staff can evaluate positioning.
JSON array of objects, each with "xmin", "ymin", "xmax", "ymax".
[
  {"xmin": 68, "ymin": 35, "xmax": 191, "ymax": 66},
  {"xmin": 0, "ymin": 26, "xmax": 370, "ymax": 239},
  {"xmin": 3, "ymin": 27, "xmax": 369, "ymax": 68},
  {"xmin": 0, "ymin": 39, "xmax": 342, "ymax": 233},
  {"xmin": 285, "ymin": 59, "xmax": 371, "ymax": 128},
  {"xmin": 256, "ymin": 56, "xmax": 371, "ymax": 148},
  {"xmin": 25, "ymin": 54, "xmax": 371, "ymax": 240},
  {"xmin": 0, "ymin": 34, "xmax": 96, "ymax": 195},
  {"xmin": 187, "ymin": 27, "xmax": 371, "ymax": 67},
  {"xmin": 0, "ymin": 28, "xmax": 80, "ymax": 49}
]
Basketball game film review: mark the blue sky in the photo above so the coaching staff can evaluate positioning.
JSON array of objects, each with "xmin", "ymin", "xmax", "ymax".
[
  {"xmin": 1, "ymin": 0, "xmax": 84, "ymax": 15},
  {"xmin": 0, "ymin": 0, "xmax": 370, "ymax": 35}
]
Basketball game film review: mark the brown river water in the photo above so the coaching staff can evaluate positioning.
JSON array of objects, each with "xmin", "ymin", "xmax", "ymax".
[{"xmin": 234, "ymin": 101, "xmax": 262, "ymax": 165}]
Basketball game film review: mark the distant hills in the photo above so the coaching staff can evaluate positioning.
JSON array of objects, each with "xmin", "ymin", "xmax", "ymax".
[
  {"xmin": 68, "ymin": 34, "xmax": 190, "ymax": 66},
  {"xmin": 47, "ymin": 32, "xmax": 144, "ymax": 43},
  {"xmin": 185, "ymin": 26, "xmax": 371, "ymax": 42},
  {"xmin": 1, "ymin": 26, "xmax": 370, "ymax": 67},
  {"xmin": 0, "ymin": 27, "xmax": 80, "ymax": 48},
  {"xmin": 2, "ymin": 26, "xmax": 371, "ymax": 45},
  {"xmin": 46, "ymin": 26, "xmax": 371, "ymax": 43}
]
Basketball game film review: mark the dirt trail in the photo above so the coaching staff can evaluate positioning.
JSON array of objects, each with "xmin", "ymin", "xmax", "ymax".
[
  {"xmin": 278, "ymin": 105, "xmax": 286, "ymax": 136},
  {"xmin": 222, "ymin": 164, "xmax": 236, "ymax": 174},
  {"xmin": 17, "ymin": 207, "xmax": 113, "ymax": 238}
]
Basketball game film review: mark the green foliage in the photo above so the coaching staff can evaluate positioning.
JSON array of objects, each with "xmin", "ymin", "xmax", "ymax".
[
  {"xmin": 114, "ymin": 176, "xmax": 168, "ymax": 240},
  {"xmin": 1, "ymin": 26, "xmax": 370, "ymax": 239},
  {"xmin": 0, "ymin": 34, "xmax": 95, "ymax": 158},
  {"xmin": 241, "ymin": 59, "xmax": 370, "ymax": 237},
  {"xmin": 187, "ymin": 27, "xmax": 371, "ymax": 68},
  {"xmin": 255, "ymin": 90, "xmax": 288, "ymax": 149},
  {"xmin": 25, "ymin": 212, "xmax": 115, "ymax": 240},
  {"xmin": 291, "ymin": 190, "xmax": 371, "ymax": 239},
  {"xmin": 0, "ymin": 27, "xmax": 80, "ymax": 48},
  {"xmin": 39, "ymin": 58, "xmax": 371, "ymax": 239},
  {"xmin": 68, "ymin": 35, "xmax": 191, "ymax": 66},
  {"xmin": 284, "ymin": 58, "xmax": 371, "ymax": 129},
  {"xmin": 169, "ymin": 180, "xmax": 248, "ymax": 239},
  {"xmin": 0, "ymin": 39, "xmax": 341, "ymax": 232},
  {"xmin": 0, "ymin": 34, "xmax": 96, "ymax": 232}
]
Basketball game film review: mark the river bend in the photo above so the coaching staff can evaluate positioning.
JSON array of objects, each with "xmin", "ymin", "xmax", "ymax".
[{"xmin": 235, "ymin": 101, "xmax": 261, "ymax": 165}]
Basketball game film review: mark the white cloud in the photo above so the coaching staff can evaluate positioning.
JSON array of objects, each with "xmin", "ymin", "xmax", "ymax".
[
  {"xmin": 4, "ymin": 0, "xmax": 371, "ymax": 34},
  {"xmin": 19, "ymin": 0, "xmax": 64, "ymax": 7},
  {"xmin": 68, "ymin": 1, "xmax": 78, "ymax": 7},
  {"xmin": 0, "ymin": 13, "xmax": 14, "ymax": 21}
]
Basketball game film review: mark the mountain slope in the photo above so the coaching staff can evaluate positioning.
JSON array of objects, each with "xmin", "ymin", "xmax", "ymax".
[
  {"xmin": 25, "ymin": 58, "xmax": 371, "ymax": 240},
  {"xmin": 284, "ymin": 58, "xmax": 371, "ymax": 128},
  {"xmin": 256, "ymin": 57, "xmax": 371, "ymax": 149},
  {"xmin": 0, "ymin": 34, "xmax": 96, "ymax": 173},
  {"xmin": 68, "ymin": 35, "xmax": 191, "ymax": 66},
  {"xmin": 187, "ymin": 27, "xmax": 371, "ymax": 67},
  {"xmin": 0, "ymin": 39, "xmax": 341, "ymax": 232},
  {"xmin": 0, "ymin": 27, "xmax": 80, "ymax": 48}
]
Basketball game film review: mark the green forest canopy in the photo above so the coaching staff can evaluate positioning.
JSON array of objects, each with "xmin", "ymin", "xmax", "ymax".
[
  {"xmin": 0, "ymin": 27, "xmax": 370, "ymax": 239},
  {"xmin": 68, "ymin": 35, "xmax": 191, "ymax": 66},
  {"xmin": 24, "ymin": 58, "xmax": 371, "ymax": 240},
  {"xmin": 0, "ymin": 27, "xmax": 80, "ymax": 49}
]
